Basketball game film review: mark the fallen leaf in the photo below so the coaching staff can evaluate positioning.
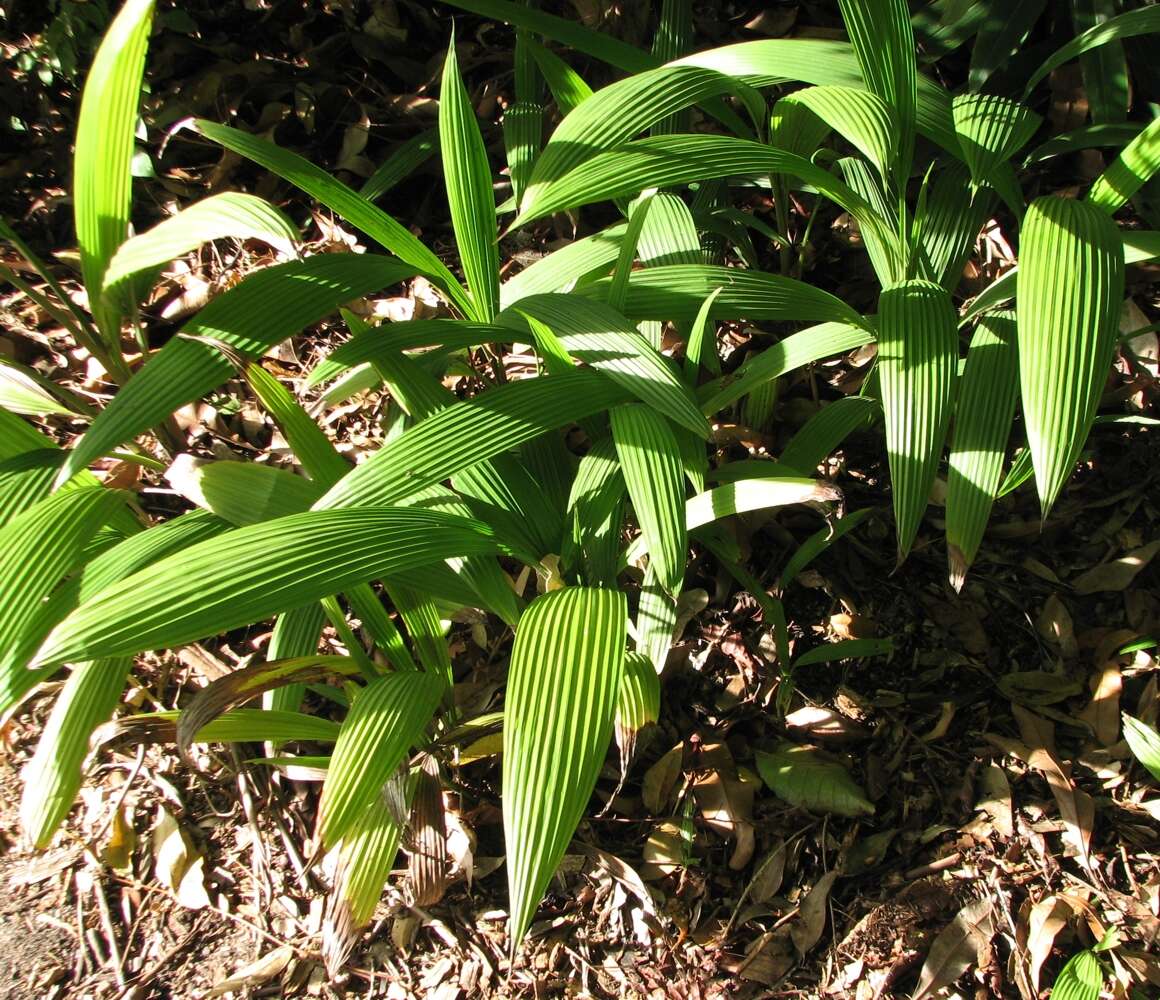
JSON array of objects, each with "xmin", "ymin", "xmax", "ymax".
[
  {"xmin": 784, "ymin": 706, "xmax": 869, "ymax": 742},
  {"xmin": 152, "ymin": 808, "xmax": 209, "ymax": 910},
  {"xmin": 1026, "ymin": 895, "xmax": 1074, "ymax": 992},
  {"xmin": 998, "ymin": 671, "xmax": 1083, "ymax": 708},
  {"xmin": 911, "ymin": 897, "xmax": 995, "ymax": 1000},
  {"xmin": 208, "ymin": 946, "xmax": 294, "ymax": 996},
  {"xmin": 642, "ymin": 742, "xmax": 684, "ymax": 815},
  {"xmin": 747, "ymin": 841, "xmax": 788, "ymax": 904},
  {"xmin": 756, "ymin": 745, "xmax": 873, "ymax": 817},
  {"xmin": 640, "ymin": 821, "xmax": 685, "ymax": 881},
  {"xmin": 692, "ymin": 768, "xmax": 756, "ymax": 870},
  {"xmin": 791, "ymin": 870, "xmax": 838, "ymax": 955},
  {"xmin": 1072, "ymin": 540, "xmax": 1160, "ymax": 594},
  {"xmin": 974, "ymin": 765, "xmax": 1014, "ymax": 840},
  {"xmin": 1037, "ymin": 595, "xmax": 1078, "ymax": 659},
  {"xmin": 101, "ymin": 805, "xmax": 136, "ymax": 874},
  {"xmin": 1076, "ymin": 664, "xmax": 1122, "ymax": 747}
]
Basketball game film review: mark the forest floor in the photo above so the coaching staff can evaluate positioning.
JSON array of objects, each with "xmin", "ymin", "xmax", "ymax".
[{"xmin": 1, "ymin": 2, "xmax": 1160, "ymax": 998}]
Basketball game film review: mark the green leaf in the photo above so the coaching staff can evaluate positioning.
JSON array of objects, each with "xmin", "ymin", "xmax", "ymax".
[
  {"xmin": 524, "ymin": 38, "xmax": 593, "ymax": 116},
  {"xmin": 359, "ymin": 127, "xmax": 438, "ymax": 202},
  {"xmin": 166, "ymin": 457, "xmax": 323, "ymax": 526},
  {"xmin": 21, "ymin": 657, "xmax": 131, "ymax": 847},
  {"xmin": 318, "ymin": 670, "xmax": 444, "ymax": 848},
  {"xmin": 579, "ymin": 264, "xmax": 867, "ymax": 330},
  {"xmin": 793, "ymin": 637, "xmax": 894, "ymax": 668},
  {"xmin": 611, "ymin": 405, "xmax": 686, "ymax": 595},
  {"xmin": 61, "ymin": 254, "xmax": 418, "ymax": 484},
  {"xmin": 441, "ymin": 38, "xmax": 501, "ymax": 321},
  {"xmin": 503, "ymin": 295, "xmax": 710, "ymax": 437},
  {"xmin": 1017, "ymin": 196, "xmax": 1124, "ymax": 518},
  {"xmin": 1087, "ymin": 116, "xmax": 1160, "ymax": 216},
  {"xmin": 783, "ymin": 85, "xmax": 897, "ymax": 184},
  {"xmin": 500, "ymin": 223, "xmax": 625, "ymax": 308},
  {"xmin": 0, "ymin": 362, "xmax": 84, "ymax": 418},
  {"xmin": 1123, "ymin": 713, "xmax": 1160, "ymax": 782},
  {"xmin": 34, "ymin": 507, "xmax": 520, "ymax": 668},
  {"xmin": 634, "ymin": 563, "xmax": 678, "ymax": 675},
  {"xmin": 877, "ymin": 279, "xmax": 958, "ymax": 561},
  {"xmin": 756, "ymin": 745, "xmax": 874, "ymax": 817},
  {"xmin": 115, "ymin": 708, "xmax": 341, "ymax": 746},
  {"xmin": 685, "ymin": 478, "xmax": 840, "ymax": 532},
  {"xmin": 103, "ymin": 192, "xmax": 299, "ymax": 297},
  {"xmin": 195, "ymin": 121, "xmax": 474, "ymax": 318},
  {"xmin": 504, "ymin": 101, "xmax": 543, "ymax": 207},
  {"xmin": 511, "ymin": 134, "xmax": 902, "ymax": 279},
  {"xmin": 315, "ymin": 370, "xmax": 631, "ymax": 511},
  {"xmin": 917, "ymin": 161, "xmax": 993, "ymax": 289},
  {"xmin": 607, "ymin": 194, "xmax": 657, "ymax": 314},
  {"xmin": 951, "ymin": 94, "xmax": 1041, "ymax": 190},
  {"xmin": 73, "ymin": 0, "xmax": 155, "ymax": 345},
  {"xmin": 614, "ymin": 650, "xmax": 660, "ymax": 766},
  {"xmin": 1072, "ymin": 0, "xmax": 1129, "ymax": 125},
  {"xmin": 1024, "ymin": 6, "xmax": 1160, "ymax": 99},
  {"xmin": 971, "ymin": 0, "xmax": 1045, "ymax": 93},
  {"xmin": 699, "ymin": 322, "xmax": 873, "ymax": 415},
  {"xmin": 779, "ymin": 508, "xmax": 874, "ymax": 592},
  {"xmin": 563, "ymin": 436, "xmax": 626, "ymax": 587},
  {"xmin": 945, "ymin": 312, "xmax": 1019, "ymax": 590},
  {"xmin": 1049, "ymin": 949, "xmax": 1103, "ymax": 1000},
  {"xmin": 837, "ymin": 0, "xmax": 917, "ymax": 179},
  {"xmin": 0, "ymin": 487, "xmax": 128, "ymax": 711},
  {"xmin": 779, "ymin": 397, "xmax": 879, "ymax": 474},
  {"xmin": 504, "ymin": 586, "xmax": 627, "ymax": 948},
  {"xmin": 323, "ymin": 777, "xmax": 407, "ymax": 973},
  {"xmin": 1024, "ymin": 122, "xmax": 1144, "ymax": 166}
]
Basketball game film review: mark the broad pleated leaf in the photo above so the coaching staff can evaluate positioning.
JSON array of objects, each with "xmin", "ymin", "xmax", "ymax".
[
  {"xmin": 684, "ymin": 478, "xmax": 840, "ymax": 533},
  {"xmin": 971, "ymin": 0, "xmax": 1047, "ymax": 94},
  {"xmin": 511, "ymin": 134, "xmax": 901, "ymax": 277},
  {"xmin": 323, "ymin": 779, "xmax": 407, "ymax": 973},
  {"xmin": 1017, "ymin": 196, "xmax": 1124, "ymax": 518},
  {"xmin": 1087, "ymin": 116, "xmax": 1160, "ymax": 215},
  {"xmin": 500, "ymin": 223, "xmax": 624, "ymax": 308},
  {"xmin": 0, "ymin": 450, "xmax": 72, "ymax": 529},
  {"xmin": 672, "ymin": 39, "xmax": 959, "ymax": 158},
  {"xmin": 563, "ymin": 437, "xmax": 626, "ymax": 587},
  {"xmin": 103, "ymin": 192, "xmax": 299, "ymax": 295},
  {"xmin": 524, "ymin": 38, "xmax": 593, "ymax": 115},
  {"xmin": 1024, "ymin": 7, "xmax": 1160, "ymax": 98},
  {"xmin": 1123, "ymin": 714, "xmax": 1160, "ymax": 782},
  {"xmin": 178, "ymin": 655, "xmax": 360, "ymax": 759},
  {"xmin": 0, "ymin": 487, "xmax": 127, "ymax": 709},
  {"xmin": 611, "ymin": 405, "xmax": 686, "ymax": 595},
  {"xmin": 634, "ymin": 562, "xmax": 677, "ymax": 675},
  {"xmin": 504, "ymin": 587, "xmax": 627, "ymax": 948},
  {"xmin": 877, "ymin": 279, "xmax": 958, "ymax": 561},
  {"xmin": 503, "ymin": 101, "xmax": 543, "ymax": 207},
  {"xmin": 360, "ymin": 127, "xmax": 439, "ymax": 202},
  {"xmin": 34, "ymin": 507, "xmax": 519, "ymax": 667},
  {"xmin": 579, "ymin": 264, "xmax": 867, "ymax": 330},
  {"xmin": 918, "ymin": 161, "xmax": 992, "ymax": 289},
  {"xmin": 520, "ymin": 65, "xmax": 760, "ymax": 217},
  {"xmin": 951, "ymin": 94, "xmax": 1041, "ymax": 188},
  {"xmin": 318, "ymin": 670, "xmax": 444, "ymax": 848},
  {"xmin": 779, "ymin": 396, "xmax": 879, "ymax": 473},
  {"xmin": 945, "ymin": 313, "xmax": 1019, "ymax": 590},
  {"xmin": 504, "ymin": 295, "xmax": 709, "ymax": 436},
  {"xmin": 116, "ymin": 708, "xmax": 341, "ymax": 746},
  {"xmin": 698, "ymin": 321, "xmax": 873, "ymax": 415},
  {"xmin": 1025, "ymin": 122, "xmax": 1143, "ymax": 166},
  {"xmin": 1049, "ymin": 950, "xmax": 1103, "ymax": 1000},
  {"xmin": 315, "ymin": 370, "xmax": 630, "ymax": 510},
  {"xmin": 0, "ymin": 364, "xmax": 83, "ymax": 418},
  {"xmin": 614, "ymin": 650, "xmax": 661, "ymax": 769},
  {"xmin": 837, "ymin": 0, "xmax": 917, "ymax": 178},
  {"xmin": 606, "ymin": 194, "xmax": 656, "ymax": 314},
  {"xmin": 167, "ymin": 457, "xmax": 323, "ymax": 526},
  {"xmin": 1072, "ymin": 0, "xmax": 1129, "ymax": 125},
  {"xmin": 73, "ymin": 0, "xmax": 155, "ymax": 344},
  {"xmin": 196, "ymin": 121, "xmax": 474, "ymax": 318},
  {"xmin": 441, "ymin": 39, "xmax": 501, "ymax": 321},
  {"xmin": 21, "ymin": 657, "xmax": 131, "ymax": 847},
  {"xmin": 60, "ymin": 254, "xmax": 416, "ymax": 484},
  {"xmin": 782, "ymin": 85, "xmax": 897, "ymax": 183}
]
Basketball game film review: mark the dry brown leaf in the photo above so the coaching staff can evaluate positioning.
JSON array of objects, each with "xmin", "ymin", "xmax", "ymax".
[
  {"xmin": 153, "ymin": 807, "xmax": 209, "ymax": 909},
  {"xmin": 747, "ymin": 841, "xmax": 788, "ymax": 904},
  {"xmin": 1012, "ymin": 704, "xmax": 1057, "ymax": 758},
  {"xmin": 911, "ymin": 896, "xmax": 995, "ymax": 1000},
  {"xmin": 791, "ymin": 869, "xmax": 839, "ymax": 955},
  {"xmin": 1072, "ymin": 540, "xmax": 1160, "ymax": 594},
  {"xmin": 642, "ymin": 742, "xmax": 684, "ymax": 815},
  {"xmin": 640, "ymin": 821, "xmax": 685, "ymax": 881},
  {"xmin": 692, "ymin": 768, "xmax": 756, "ymax": 870},
  {"xmin": 1027, "ymin": 748, "xmax": 1094, "ymax": 868},
  {"xmin": 1077, "ymin": 663, "xmax": 1123, "ymax": 747},
  {"xmin": 1026, "ymin": 895, "xmax": 1074, "ymax": 992},
  {"xmin": 207, "ymin": 946, "xmax": 294, "ymax": 997},
  {"xmin": 784, "ymin": 706, "xmax": 869, "ymax": 743},
  {"xmin": 975, "ymin": 765, "xmax": 1014, "ymax": 840},
  {"xmin": 1037, "ymin": 595, "xmax": 1078, "ymax": 659}
]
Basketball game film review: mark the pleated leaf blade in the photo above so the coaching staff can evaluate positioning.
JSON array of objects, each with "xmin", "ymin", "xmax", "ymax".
[
  {"xmin": 1017, "ymin": 196, "xmax": 1124, "ymax": 518},
  {"xmin": 504, "ymin": 586, "xmax": 626, "ymax": 949}
]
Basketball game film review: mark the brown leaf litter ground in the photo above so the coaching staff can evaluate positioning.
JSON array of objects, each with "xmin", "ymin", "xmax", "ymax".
[{"xmin": 2, "ymin": 2, "xmax": 1160, "ymax": 997}]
